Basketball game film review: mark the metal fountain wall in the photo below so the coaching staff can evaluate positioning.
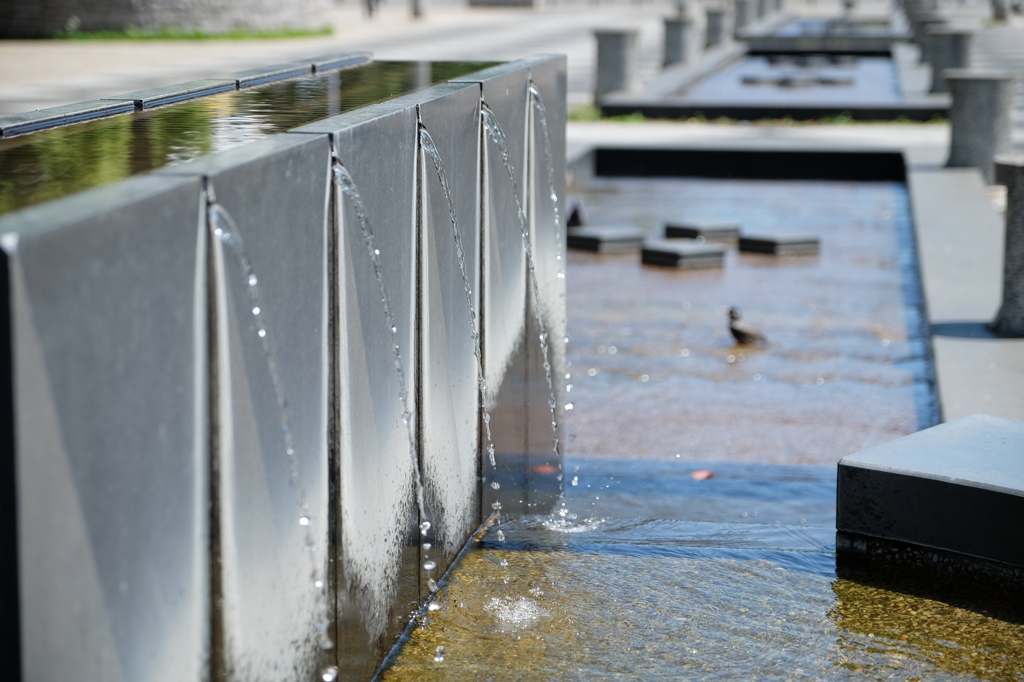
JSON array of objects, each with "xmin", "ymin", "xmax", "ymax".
[{"xmin": 0, "ymin": 55, "xmax": 566, "ymax": 682}]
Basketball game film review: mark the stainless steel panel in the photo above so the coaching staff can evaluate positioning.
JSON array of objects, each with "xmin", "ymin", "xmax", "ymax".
[
  {"xmin": 292, "ymin": 101, "xmax": 421, "ymax": 681},
  {"xmin": 0, "ymin": 174, "xmax": 208, "ymax": 682},
  {"xmin": 525, "ymin": 55, "xmax": 568, "ymax": 512},
  {"xmin": 159, "ymin": 133, "xmax": 332, "ymax": 681},
  {"xmin": 453, "ymin": 62, "xmax": 533, "ymax": 515},
  {"xmin": 417, "ymin": 83, "xmax": 482, "ymax": 582}
]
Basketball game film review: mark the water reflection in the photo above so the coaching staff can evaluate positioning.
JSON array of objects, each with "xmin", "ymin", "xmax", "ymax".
[{"xmin": 0, "ymin": 61, "xmax": 497, "ymax": 216}]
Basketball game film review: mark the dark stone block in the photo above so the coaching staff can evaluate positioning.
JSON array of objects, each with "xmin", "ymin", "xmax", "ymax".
[
  {"xmin": 101, "ymin": 78, "xmax": 235, "ymax": 109},
  {"xmin": 739, "ymin": 233, "xmax": 820, "ymax": 255},
  {"xmin": 231, "ymin": 61, "xmax": 312, "ymax": 88},
  {"xmin": 837, "ymin": 414, "xmax": 1024, "ymax": 570},
  {"xmin": 664, "ymin": 221, "xmax": 740, "ymax": 242},
  {"xmin": 0, "ymin": 100, "xmax": 135, "ymax": 137},
  {"xmin": 641, "ymin": 239, "xmax": 726, "ymax": 268},
  {"xmin": 568, "ymin": 226, "xmax": 645, "ymax": 252},
  {"xmin": 309, "ymin": 51, "xmax": 372, "ymax": 73}
]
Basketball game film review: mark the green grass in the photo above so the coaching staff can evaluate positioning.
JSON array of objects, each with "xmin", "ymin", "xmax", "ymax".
[
  {"xmin": 569, "ymin": 103, "xmax": 947, "ymax": 126},
  {"xmin": 54, "ymin": 25, "xmax": 333, "ymax": 40}
]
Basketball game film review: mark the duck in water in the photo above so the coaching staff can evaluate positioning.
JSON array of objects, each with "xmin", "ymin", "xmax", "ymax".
[{"xmin": 729, "ymin": 307, "xmax": 767, "ymax": 346}]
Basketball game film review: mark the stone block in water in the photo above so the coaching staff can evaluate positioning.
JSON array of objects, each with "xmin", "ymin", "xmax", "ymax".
[
  {"xmin": 521, "ymin": 54, "xmax": 569, "ymax": 514},
  {"xmin": 0, "ymin": 173, "xmax": 209, "ymax": 682},
  {"xmin": 837, "ymin": 414, "xmax": 1024, "ymax": 581},
  {"xmin": 641, "ymin": 239, "xmax": 726, "ymax": 268},
  {"xmin": 453, "ymin": 62, "xmax": 535, "ymax": 516},
  {"xmin": 100, "ymin": 78, "xmax": 235, "ymax": 109},
  {"xmin": 294, "ymin": 98, "xmax": 422, "ymax": 678},
  {"xmin": 0, "ymin": 99, "xmax": 135, "ymax": 137},
  {"xmin": 159, "ymin": 132, "xmax": 332, "ymax": 681},
  {"xmin": 568, "ymin": 226, "xmax": 646, "ymax": 252},
  {"xmin": 664, "ymin": 220, "xmax": 740, "ymax": 242},
  {"xmin": 739, "ymin": 233, "xmax": 820, "ymax": 255},
  {"xmin": 413, "ymin": 82, "xmax": 484, "ymax": 585}
]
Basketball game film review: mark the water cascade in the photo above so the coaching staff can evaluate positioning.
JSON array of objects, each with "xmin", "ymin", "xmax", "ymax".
[{"xmin": 206, "ymin": 191, "xmax": 333, "ymax": 652}]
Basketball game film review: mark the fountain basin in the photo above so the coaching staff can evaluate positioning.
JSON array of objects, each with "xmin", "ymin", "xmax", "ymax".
[{"xmin": 0, "ymin": 54, "xmax": 568, "ymax": 682}]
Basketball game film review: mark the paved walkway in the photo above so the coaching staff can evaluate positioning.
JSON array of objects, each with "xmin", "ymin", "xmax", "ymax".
[{"xmin": 0, "ymin": 2, "xmax": 678, "ymax": 115}]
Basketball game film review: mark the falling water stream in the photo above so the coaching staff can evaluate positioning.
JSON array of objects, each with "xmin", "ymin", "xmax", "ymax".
[
  {"xmin": 205, "ymin": 190, "xmax": 333, "ymax": 659},
  {"xmin": 330, "ymin": 160, "xmax": 440, "ymax": 601}
]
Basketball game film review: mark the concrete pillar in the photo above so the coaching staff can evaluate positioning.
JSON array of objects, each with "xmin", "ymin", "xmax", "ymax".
[
  {"xmin": 664, "ymin": 17, "xmax": 693, "ymax": 66},
  {"xmin": 595, "ymin": 29, "xmax": 640, "ymax": 98},
  {"xmin": 993, "ymin": 0, "xmax": 1010, "ymax": 21},
  {"xmin": 928, "ymin": 27, "xmax": 975, "ymax": 94},
  {"xmin": 734, "ymin": 0, "xmax": 751, "ymax": 34},
  {"xmin": 705, "ymin": 8, "xmax": 727, "ymax": 48},
  {"xmin": 992, "ymin": 154, "xmax": 1024, "ymax": 336},
  {"xmin": 911, "ymin": 12, "xmax": 946, "ymax": 64},
  {"xmin": 757, "ymin": 0, "xmax": 768, "ymax": 19},
  {"xmin": 945, "ymin": 70, "xmax": 1018, "ymax": 184},
  {"xmin": 774, "ymin": 0, "xmax": 784, "ymax": 13}
]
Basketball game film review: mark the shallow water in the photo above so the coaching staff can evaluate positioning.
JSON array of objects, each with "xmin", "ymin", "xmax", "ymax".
[
  {"xmin": 0, "ymin": 60, "xmax": 496, "ymax": 216},
  {"xmin": 382, "ymin": 517, "xmax": 1024, "ymax": 681},
  {"xmin": 565, "ymin": 178, "xmax": 936, "ymax": 465},
  {"xmin": 683, "ymin": 56, "xmax": 900, "ymax": 105}
]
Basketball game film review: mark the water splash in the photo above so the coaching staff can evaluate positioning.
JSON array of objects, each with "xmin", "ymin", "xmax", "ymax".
[
  {"xmin": 485, "ymin": 595, "xmax": 547, "ymax": 627},
  {"xmin": 206, "ymin": 191, "xmax": 332, "ymax": 652},
  {"xmin": 418, "ymin": 127, "xmax": 500, "ymax": 476},
  {"xmin": 331, "ymin": 160, "xmax": 438, "ymax": 592},
  {"xmin": 480, "ymin": 103, "xmax": 561, "ymax": 471}
]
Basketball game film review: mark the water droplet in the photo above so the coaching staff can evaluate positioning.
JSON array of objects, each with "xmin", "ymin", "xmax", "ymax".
[
  {"xmin": 491, "ymin": 501, "xmax": 503, "ymax": 510},
  {"xmin": 434, "ymin": 645, "xmax": 446, "ymax": 662},
  {"xmin": 321, "ymin": 666, "xmax": 339, "ymax": 682},
  {"xmin": 680, "ymin": 348, "xmax": 690, "ymax": 357},
  {"xmin": 727, "ymin": 354, "xmax": 736, "ymax": 363},
  {"xmin": 490, "ymin": 481, "xmax": 501, "ymax": 490},
  {"xmin": 427, "ymin": 578, "xmax": 438, "ymax": 591},
  {"xmin": 424, "ymin": 560, "xmax": 437, "ymax": 571},
  {"xmin": 816, "ymin": 377, "xmax": 825, "ymax": 385},
  {"xmin": 740, "ymin": 512, "xmax": 748, "ymax": 518},
  {"xmin": 496, "ymin": 530, "xmax": 505, "ymax": 542},
  {"xmin": 607, "ymin": 346, "xmax": 617, "ymax": 354},
  {"xmin": 639, "ymin": 374, "xmax": 649, "ymax": 383},
  {"xmin": 571, "ymin": 476, "xmax": 579, "ymax": 486},
  {"xmin": 499, "ymin": 559, "xmax": 509, "ymax": 567},
  {"xmin": 753, "ymin": 373, "xmax": 762, "ymax": 381},
  {"xmin": 482, "ymin": 413, "xmax": 490, "ymax": 424},
  {"xmin": 299, "ymin": 516, "xmax": 311, "ymax": 526},
  {"xmin": 422, "ymin": 542, "xmax": 432, "ymax": 550},
  {"xmin": 428, "ymin": 601, "xmax": 441, "ymax": 611},
  {"xmin": 420, "ymin": 521, "xmax": 431, "ymax": 535},
  {"xmin": 374, "ymin": 248, "xmax": 380, "ymax": 255},
  {"xmin": 564, "ymin": 403, "xmax": 574, "ymax": 410},
  {"xmin": 566, "ymin": 383, "xmax": 573, "ymax": 392},
  {"xmin": 258, "ymin": 329, "xmax": 266, "ymax": 338},
  {"xmin": 252, "ymin": 306, "xmax": 260, "ymax": 316},
  {"xmin": 587, "ymin": 367, "xmax": 597, "ymax": 376},
  {"xmin": 314, "ymin": 580, "xmax": 324, "ymax": 588}
]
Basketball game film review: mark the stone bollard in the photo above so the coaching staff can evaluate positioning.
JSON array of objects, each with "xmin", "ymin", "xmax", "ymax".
[
  {"xmin": 945, "ymin": 69, "xmax": 1018, "ymax": 184},
  {"xmin": 992, "ymin": 154, "xmax": 1024, "ymax": 336},
  {"xmin": 911, "ymin": 11, "xmax": 946, "ymax": 64},
  {"xmin": 664, "ymin": 17, "xmax": 693, "ymax": 66},
  {"xmin": 757, "ymin": 0, "xmax": 768, "ymax": 19},
  {"xmin": 928, "ymin": 27, "xmax": 975, "ymax": 93},
  {"xmin": 734, "ymin": 0, "xmax": 751, "ymax": 35},
  {"xmin": 705, "ymin": 7, "xmax": 727, "ymax": 48},
  {"xmin": 595, "ymin": 29, "xmax": 640, "ymax": 98}
]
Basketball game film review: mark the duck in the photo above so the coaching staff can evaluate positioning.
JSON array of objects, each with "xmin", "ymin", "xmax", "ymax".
[{"xmin": 729, "ymin": 307, "xmax": 767, "ymax": 346}]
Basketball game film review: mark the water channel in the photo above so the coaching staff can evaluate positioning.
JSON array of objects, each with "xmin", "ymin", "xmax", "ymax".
[{"xmin": 376, "ymin": 176, "xmax": 1024, "ymax": 680}]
